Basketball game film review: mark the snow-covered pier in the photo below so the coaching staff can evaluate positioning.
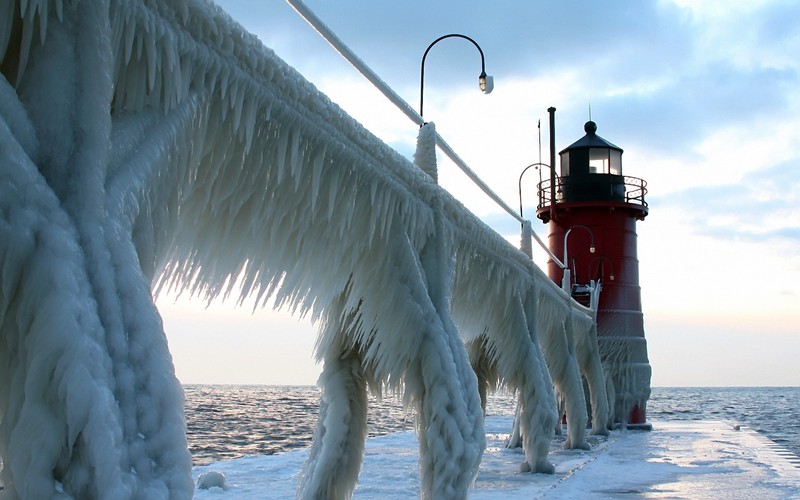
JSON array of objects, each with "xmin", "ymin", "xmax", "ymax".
[{"xmin": 193, "ymin": 417, "xmax": 800, "ymax": 498}]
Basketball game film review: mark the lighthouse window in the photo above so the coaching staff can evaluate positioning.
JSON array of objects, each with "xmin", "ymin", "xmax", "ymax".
[
  {"xmin": 609, "ymin": 150, "xmax": 622, "ymax": 175},
  {"xmin": 588, "ymin": 148, "xmax": 622, "ymax": 175},
  {"xmin": 560, "ymin": 151, "xmax": 570, "ymax": 176},
  {"xmin": 589, "ymin": 148, "xmax": 609, "ymax": 174}
]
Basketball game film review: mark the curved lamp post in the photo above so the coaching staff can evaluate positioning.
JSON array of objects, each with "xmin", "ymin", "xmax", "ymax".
[
  {"xmin": 518, "ymin": 162, "xmax": 553, "ymax": 220},
  {"xmin": 419, "ymin": 34, "xmax": 493, "ymax": 120},
  {"xmin": 562, "ymin": 224, "xmax": 596, "ymax": 291}
]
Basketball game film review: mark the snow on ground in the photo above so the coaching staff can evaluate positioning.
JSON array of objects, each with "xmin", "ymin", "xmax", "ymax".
[{"xmin": 193, "ymin": 416, "xmax": 800, "ymax": 498}]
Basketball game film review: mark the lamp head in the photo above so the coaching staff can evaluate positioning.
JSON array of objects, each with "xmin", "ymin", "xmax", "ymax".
[
  {"xmin": 479, "ymin": 72, "xmax": 494, "ymax": 94},
  {"xmin": 589, "ymin": 244, "xmax": 596, "ymax": 254}
]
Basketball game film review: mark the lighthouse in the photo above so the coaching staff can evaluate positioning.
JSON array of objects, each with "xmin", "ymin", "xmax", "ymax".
[{"xmin": 536, "ymin": 114, "xmax": 652, "ymax": 427}]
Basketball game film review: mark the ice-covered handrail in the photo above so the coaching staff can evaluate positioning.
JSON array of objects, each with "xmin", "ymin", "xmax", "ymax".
[{"xmin": 285, "ymin": 0, "xmax": 562, "ymax": 268}]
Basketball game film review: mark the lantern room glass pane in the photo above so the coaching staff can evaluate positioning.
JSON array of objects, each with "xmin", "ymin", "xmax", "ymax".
[
  {"xmin": 560, "ymin": 151, "xmax": 569, "ymax": 176},
  {"xmin": 609, "ymin": 150, "xmax": 622, "ymax": 175},
  {"xmin": 589, "ymin": 148, "xmax": 609, "ymax": 174}
]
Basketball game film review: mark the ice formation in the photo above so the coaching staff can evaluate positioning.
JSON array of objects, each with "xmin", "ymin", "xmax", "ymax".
[
  {"xmin": 196, "ymin": 471, "xmax": 227, "ymax": 490},
  {"xmin": 0, "ymin": 0, "xmax": 607, "ymax": 498}
]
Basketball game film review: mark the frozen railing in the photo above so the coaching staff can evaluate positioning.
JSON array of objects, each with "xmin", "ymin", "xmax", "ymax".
[
  {"xmin": 537, "ymin": 175, "xmax": 648, "ymax": 210},
  {"xmin": 624, "ymin": 176, "xmax": 648, "ymax": 206}
]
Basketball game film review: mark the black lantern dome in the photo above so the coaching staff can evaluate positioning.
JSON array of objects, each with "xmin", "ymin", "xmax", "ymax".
[{"xmin": 558, "ymin": 121, "xmax": 626, "ymax": 203}]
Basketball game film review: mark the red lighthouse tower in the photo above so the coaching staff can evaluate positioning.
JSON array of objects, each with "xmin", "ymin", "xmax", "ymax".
[{"xmin": 536, "ymin": 117, "xmax": 651, "ymax": 427}]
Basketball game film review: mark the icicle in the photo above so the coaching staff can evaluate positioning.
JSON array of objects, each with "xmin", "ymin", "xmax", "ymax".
[
  {"xmin": 37, "ymin": 0, "xmax": 48, "ymax": 46},
  {"xmin": 230, "ymin": 80, "xmax": 243, "ymax": 130},
  {"xmin": 110, "ymin": 10, "xmax": 124, "ymax": 78},
  {"xmin": 0, "ymin": 1, "xmax": 15, "ymax": 62},
  {"xmin": 181, "ymin": 53, "xmax": 192, "ymax": 101},
  {"xmin": 289, "ymin": 127, "xmax": 302, "ymax": 183},
  {"xmin": 326, "ymin": 162, "xmax": 340, "ymax": 221},
  {"xmin": 177, "ymin": 0, "xmax": 189, "ymax": 24},
  {"xmin": 205, "ymin": 59, "xmax": 219, "ymax": 96},
  {"xmin": 15, "ymin": 1, "xmax": 37, "ymax": 82},
  {"xmin": 151, "ymin": 66, "xmax": 164, "ymax": 109},
  {"xmin": 243, "ymin": 104, "xmax": 258, "ymax": 151},
  {"xmin": 145, "ymin": 30, "xmax": 157, "ymax": 92},
  {"xmin": 369, "ymin": 179, "xmax": 378, "ymax": 207},
  {"xmin": 164, "ymin": 30, "xmax": 177, "ymax": 83},
  {"xmin": 219, "ymin": 65, "xmax": 231, "ymax": 103},
  {"xmin": 309, "ymin": 148, "xmax": 325, "ymax": 213},
  {"xmin": 123, "ymin": 17, "xmax": 135, "ymax": 65},
  {"xmin": 275, "ymin": 125, "xmax": 290, "ymax": 184}
]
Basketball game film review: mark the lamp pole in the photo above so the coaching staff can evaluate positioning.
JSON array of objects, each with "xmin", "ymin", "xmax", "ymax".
[
  {"xmin": 547, "ymin": 107, "xmax": 557, "ymax": 222},
  {"xmin": 562, "ymin": 224, "xmax": 596, "ymax": 291},
  {"xmin": 518, "ymin": 162, "xmax": 552, "ymax": 221},
  {"xmin": 419, "ymin": 34, "xmax": 493, "ymax": 120}
]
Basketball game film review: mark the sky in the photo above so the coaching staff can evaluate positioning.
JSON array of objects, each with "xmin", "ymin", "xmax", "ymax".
[{"xmin": 158, "ymin": 0, "xmax": 800, "ymax": 387}]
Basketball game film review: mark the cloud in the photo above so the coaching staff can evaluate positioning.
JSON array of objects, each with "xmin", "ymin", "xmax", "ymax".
[
  {"xmin": 601, "ymin": 67, "xmax": 793, "ymax": 151},
  {"xmin": 650, "ymin": 160, "xmax": 800, "ymax": 243}
]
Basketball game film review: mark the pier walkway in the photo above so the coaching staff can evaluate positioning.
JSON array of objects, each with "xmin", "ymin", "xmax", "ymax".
[{"xmin": 193, "ymin": 416, "xmax": 800, "ymax": 498}]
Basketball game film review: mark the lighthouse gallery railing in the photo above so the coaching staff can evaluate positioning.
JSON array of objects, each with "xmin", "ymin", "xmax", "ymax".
[{"xmin": 537, "ymin": 175, "xmax": 648, "ymax": 210}]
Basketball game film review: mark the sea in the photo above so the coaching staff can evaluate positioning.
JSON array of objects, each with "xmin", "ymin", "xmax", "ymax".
[{"xmin": 184, "ymin": 385, "xmax": 800, "ymax": 467}]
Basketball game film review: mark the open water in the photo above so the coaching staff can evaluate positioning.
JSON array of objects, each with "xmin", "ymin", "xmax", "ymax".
[{"xmin": 184, "ymin": 385, "xmax": 800, "ymax": 466}]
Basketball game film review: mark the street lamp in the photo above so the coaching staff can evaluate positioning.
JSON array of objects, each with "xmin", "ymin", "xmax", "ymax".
[
  {"xmin": 419, "ymin": 34, "xmax": 493, "ymax": 120},
  {"xmin": 562, "ymin": 224, "xmax": 596, "ymax": 291}
]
